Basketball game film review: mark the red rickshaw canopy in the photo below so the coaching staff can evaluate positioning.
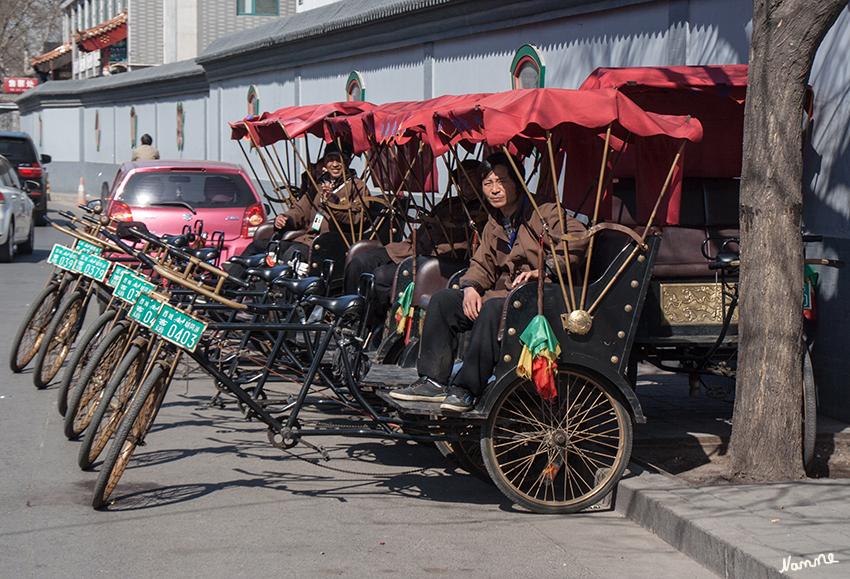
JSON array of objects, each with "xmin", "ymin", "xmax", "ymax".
[
  {"xmin": 428, "ymin": 88, "xmax": 703, "ymax": 223},
  {"xmin": 229, "ymin": 101, "xmax": 375, "ymax": 147}
]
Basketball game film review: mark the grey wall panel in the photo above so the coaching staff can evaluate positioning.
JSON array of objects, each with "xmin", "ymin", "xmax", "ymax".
[
  {"xmin": 40, "ymin": 108, "xmax": 81, "ymax": 164},
  {"xmin": 151, "ymin": 95, "xmax": 207, "ymax": 161},
  {"xmin": 806, "ymin": 8, "xmax": 850, "ymax": 238},
  {"xmin": 299, "ymin": 63, "xmax": 352, "ymax": 106},
  {"xmin": 115, "ymin": 104, "xmax": 133, "ymax": 163},
  {"xmin": 302, "ymin": 46, "xmax": 425, "ymax": 105},
  {"xmin": 85, "ymin": 106, "xmax": 117, "ymax": 164},
  {"xmin": 128, "ymin": 102, "xmax": 158, "ymax": 161},
  {"xmin": 687, "ymin": 0, "xmax": 750, "ymax": 64},
  {"xmin": 433, "ymin": 35, "xmax": 516, "ymax": 96}
]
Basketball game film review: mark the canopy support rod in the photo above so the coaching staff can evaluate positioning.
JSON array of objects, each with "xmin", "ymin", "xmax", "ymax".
[
  {"xmin": 545, "ymin": 130, "xmax": 576, "ymax": 313},
  {"xmin": 586, "ymin": 138, "xmax": 688, "ymax": 315},
  {"xmin": 580, "ymin": 123, "xmax": 613, "ymax": 311},
  {"xmin": 501, "ymin": 145, "xmax": 569, "ymax": 304}
]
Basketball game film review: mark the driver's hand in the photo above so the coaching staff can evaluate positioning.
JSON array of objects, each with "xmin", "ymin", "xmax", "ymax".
[
  {"xmin": 274, "ymin": 214, "xmax": 288, "ymax": 230},
  {"xmin": 511, "ymin": 269, "xmax": 540, "ymax": 288},
  {"xmin": 462, "ymin": 286, "xmax": 482, "ymax": 321}
]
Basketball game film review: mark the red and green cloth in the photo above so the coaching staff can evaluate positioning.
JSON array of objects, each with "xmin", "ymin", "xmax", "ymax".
[
  {"xmin": 394, "ymin": 283, "xmax": 415, "ymax": 335},
  {"xmin": 517, "ymin": 315, "xmax": 561, "ymax": 401}
]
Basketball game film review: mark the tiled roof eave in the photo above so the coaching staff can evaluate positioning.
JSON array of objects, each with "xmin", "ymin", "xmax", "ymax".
[
  {"xmin": 72, "ymin": 10, "xmax": 127, "ymax": 44},
  {"xmin": 31, "ymin": 42, "xmax": 72, "ymax": 65},
  {"xmin": 198, "ymin": 0, "xmax": 455, "ymax": 64}
]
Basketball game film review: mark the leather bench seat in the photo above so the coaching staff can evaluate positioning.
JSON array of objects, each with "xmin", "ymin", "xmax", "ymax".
[{"xmin": 611, "ymin": 177, "xmax": 740, "ymax": 277}]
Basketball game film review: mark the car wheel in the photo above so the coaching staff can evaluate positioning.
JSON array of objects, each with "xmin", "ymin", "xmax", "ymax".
[
  {"xmin": 0, "ymin": 219, "xmax": 14, "ymax": 262},
  {"xmin": 34, "ymin": 209, "xmax": 48, "ymax": 227},
  {"xmin": 19, "ymin": 219, "xmax": 34, "ymax": 254}
]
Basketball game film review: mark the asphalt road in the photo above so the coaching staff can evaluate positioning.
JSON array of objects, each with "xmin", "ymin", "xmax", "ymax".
[{"xmin": 0, "ymin": 199, "xmax": 718, "ymax": 579}]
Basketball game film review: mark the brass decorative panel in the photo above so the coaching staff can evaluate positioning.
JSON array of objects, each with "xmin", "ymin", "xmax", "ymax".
[{"xmin": 659, "ymin": 282, "xmax": 738, "ymax": 326}]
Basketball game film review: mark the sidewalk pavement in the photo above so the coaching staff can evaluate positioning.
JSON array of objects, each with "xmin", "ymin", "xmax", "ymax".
[{"xmin": 618, "ymin": 367, "xmax": 850, "ymax": 578}]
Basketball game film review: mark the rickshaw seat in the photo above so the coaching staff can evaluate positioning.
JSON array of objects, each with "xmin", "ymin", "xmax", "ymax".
[
  {"xmin": 611, "ymin": 177, "xmax": 740, "ymax": 278},
  {"xmin": 304, "ymin": 294, "xmax": 364, "ymax": 318},
  {"xmin": 245, "ymin": 264, "xmax": 292, "ymax": 283},
  {"xmin": 274, "ymin": 276, "xmax": 325, "ymax": 298},
  {"xmin": 410, "ymin": 257, "xmax": 469, "ymax": 308},
  {"xmin": 253, "ymin": 222, "xmax": 276, "ymax": 244},
  {"xmin": 280, "ymin": 229, "xmax": 308, "ymax": 242},
  {"xmin": 229, "ymin": 252, "xmax": 267, "ymax": 269},
  {"xmin": 345, "ymin": 239, "xmax": 384, "ymax": 271}
]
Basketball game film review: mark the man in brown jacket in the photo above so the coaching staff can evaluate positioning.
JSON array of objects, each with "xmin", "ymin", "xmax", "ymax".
[
  {"xmin": 273, "ymin": 143, "xmax": 369, "ymax": 265},
  {"xmin": 342, "ymin": 159, "xmax": 486, "ymax": 333},
  {"xmin": 390, "ymin": 152, "xmax": 588, "ymax": 411},
  {"xmin": 131, "ymin": 134, "xmax": 159, "ymax": 161}
]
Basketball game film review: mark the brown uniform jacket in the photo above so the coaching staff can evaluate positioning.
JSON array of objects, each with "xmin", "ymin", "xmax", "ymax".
[
  {"xmin": 131, "ymin": 144, "xmax": 160, "ymax": 161},
  {"xmin": 459, "ymin": 195, "xmax": 589, "ymax": 301},
  {"xmin": 282, "ymin": 175, "xmax": 369, "ymax": 245},
  {"xmin": 385, "ymin": 197, "xmax": 487, "ymax": 264}
]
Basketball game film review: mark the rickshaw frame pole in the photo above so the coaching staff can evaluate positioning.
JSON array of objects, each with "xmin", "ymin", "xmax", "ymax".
[
  {"xmin": 586, "ymin": 138, "xmax": 687, "ymax": 315},
  {"xmin": 333, "ymin": 136, "xmax": 360, "ymax": 241},
  {"xmin": 237, "ymin": 139, "xmax": 277, "ymax": 211},
  {"xmin": 244, "ymin": 124, "xmax": 291, "ymax": 209},
  {"xmin": 448, "ymin": 147, "xmax": 489, "ymax": 210},
  {"xmin": 580, "ymin": 123, "xmax": 613, "ymax": 311},
  {"xmin": 501, "ymin": 145, "xmax": 572, "ymax": 305},
  {"xmin": 392, "ymin": 144, "xmax": 464, "ymax": 257},
  {"xmin": 545, "ymin": 131, "xmax": 577, "ymax": 313},
  {"xmin": 361, "ymin": 145, "xmax": 401, "ymax": 241},
  {"xmin": 384, "ymin": 143, "xmax": 429, "ymax": 235},
  {"xmin": 266, "ymin": 143, "xmax": 297, "ymax": 207}
]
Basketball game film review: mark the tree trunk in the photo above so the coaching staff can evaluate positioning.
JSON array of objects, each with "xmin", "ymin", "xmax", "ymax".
[{"xmin": 728, "ymin": 0, "xmax": 847, "ymax": 482}]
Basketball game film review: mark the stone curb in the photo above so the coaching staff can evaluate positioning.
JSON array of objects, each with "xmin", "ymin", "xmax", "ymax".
[{"xmin": 617, "ymin": 464, "xmax": 804, "ymax": 579}]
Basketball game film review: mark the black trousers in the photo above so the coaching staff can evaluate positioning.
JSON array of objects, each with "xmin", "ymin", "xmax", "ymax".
[
  {"xmin": 417, "ymin": 288, "xmax": 504, "ymax": 397},
  {"xmin": 344, "ymin": 247, "xmax": 397, "ymax": 329}
]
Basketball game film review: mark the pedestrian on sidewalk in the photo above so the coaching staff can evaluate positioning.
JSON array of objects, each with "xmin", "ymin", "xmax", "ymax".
[{"xmin": 131, "ymin": 134, "xmax": 160, "ymax": 161}]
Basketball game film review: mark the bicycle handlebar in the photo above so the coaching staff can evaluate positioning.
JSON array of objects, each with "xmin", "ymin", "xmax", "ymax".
[
  {"xmin": 97, "ymin": 228, "xmax": 159, "ymax": 271},
  {"xmin": 127, "ymin": 227, "xmax": 250, "ymax": 289}
]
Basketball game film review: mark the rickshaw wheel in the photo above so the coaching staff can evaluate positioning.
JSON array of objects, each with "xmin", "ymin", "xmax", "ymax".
[
  {"xmin": 435, "ymin": 424, "xmax": 493, "ymax": 485},
  {"xmin": 802, "ymin": 345, "xmax": 817, "ymax": 469},
  {"xmin": 480, "ymin": 369, "xmax": 632, "ymax": 514}
]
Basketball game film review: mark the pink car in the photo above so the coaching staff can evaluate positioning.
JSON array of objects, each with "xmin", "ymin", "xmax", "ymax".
[{"xmin": 105, "ymin": 160, "xmax": 266, "ymax": 261}]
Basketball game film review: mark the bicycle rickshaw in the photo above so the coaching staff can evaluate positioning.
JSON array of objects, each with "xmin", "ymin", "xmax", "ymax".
[
  {"xmin": 578, "ymin": 65, "xmax": 840, "ymax": 468},
  {"xmin": 13, "ymin": 85, "xmax": 709, "ymax": 513}
]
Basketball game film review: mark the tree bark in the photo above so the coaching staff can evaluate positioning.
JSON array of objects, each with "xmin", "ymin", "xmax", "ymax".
[{"xmin": 728, "ymin": 0, "xmax": 847, "ymax": 482}]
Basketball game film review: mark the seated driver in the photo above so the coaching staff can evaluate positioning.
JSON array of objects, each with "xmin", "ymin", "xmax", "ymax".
[
  {"xmin": 342, "ymin": 159, "xmax": 486, "ymax": 339},
  {"xmin": 390, "ymin": 153, "xmax": 588, "ymax": 411}
]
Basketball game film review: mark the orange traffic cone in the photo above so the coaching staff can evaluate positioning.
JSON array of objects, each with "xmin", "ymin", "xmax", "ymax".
[{"xmin": 77, "ymin": 177, "xmax": 86, "ymax": 206}]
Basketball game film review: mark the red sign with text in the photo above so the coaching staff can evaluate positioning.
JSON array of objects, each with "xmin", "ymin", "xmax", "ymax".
[{"xmin": 4, "ymin": 78, "xmax": 38, "ymax": 94}]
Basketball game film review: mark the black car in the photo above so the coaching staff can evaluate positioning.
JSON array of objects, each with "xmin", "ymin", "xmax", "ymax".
[{"xmin": 0, "ymin": 132, "xmax": 51, "ymax": 225}]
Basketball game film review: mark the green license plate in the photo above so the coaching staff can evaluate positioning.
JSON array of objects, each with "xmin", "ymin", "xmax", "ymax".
[
  {"xmin": 75, "ymin": 239, "xmax": 102, "ymax": 256},
  {"xmin": 114, "ymin": 272, "xmax": 156, "ymax": 304},
  {"xmin": 72, "ymin": 252, "xmax": 110, "ymax": 282},
  {"xmin": 107, "ymin": 264, "xmax": 132, "ymax": 288},
  {"xmin": 47, "ymin": 244, "xmax": 80, "ymax": 271},
  {"xmin": 128, "ymin": 292, "xmax": 163, "ymax": 329},
  {"xmin": 151, "ymin": 304, "xmax": 207, "ymax": 352}
]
